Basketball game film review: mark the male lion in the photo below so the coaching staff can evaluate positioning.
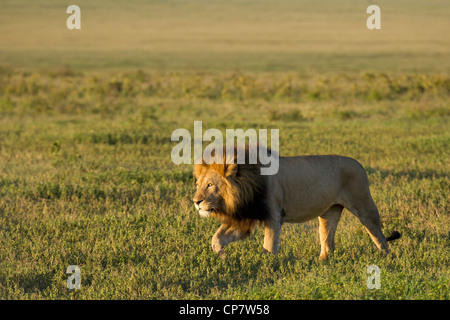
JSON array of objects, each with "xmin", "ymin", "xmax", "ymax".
[{"xmin": 192, "ymin": 147, "xmax": 401, "ymax": 260}]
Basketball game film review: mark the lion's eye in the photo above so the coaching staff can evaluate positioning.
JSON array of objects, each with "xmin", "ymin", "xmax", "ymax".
[{"xmin": 207, "ymin": 183, "xmax": 213, "ymax": 188}]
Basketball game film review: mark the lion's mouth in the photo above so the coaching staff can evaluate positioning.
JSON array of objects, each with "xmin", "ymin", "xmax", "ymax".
[
  {"xmin": 198, "ymin": 209, "xmax": 212, "ymax": 218},
  {"xmin": 194, "ymin": 203, "xmax": 213, "ymax": 217}
]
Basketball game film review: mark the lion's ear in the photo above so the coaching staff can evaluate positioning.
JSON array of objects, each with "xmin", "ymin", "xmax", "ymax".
[{"xmin": 224, "ymin": 163, "xmax": 238, "ymax": 178}]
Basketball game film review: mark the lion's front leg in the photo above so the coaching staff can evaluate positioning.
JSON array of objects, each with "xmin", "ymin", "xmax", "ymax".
[
  {"xmin": 211, "ymin": 224, "xmax": 229, "ymax": 256},
  {"xmin": 263, "ymin": 218, "xmax": 282, "ymax": 254},
  {"xmin": 211, "ymin": 223, "xmax": 248, "ymax": 257}
]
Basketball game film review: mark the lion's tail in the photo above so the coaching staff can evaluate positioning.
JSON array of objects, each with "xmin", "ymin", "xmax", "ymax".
[{"xmin": 386, "ymin": 230, "xmax": 401, "ymax": 242}]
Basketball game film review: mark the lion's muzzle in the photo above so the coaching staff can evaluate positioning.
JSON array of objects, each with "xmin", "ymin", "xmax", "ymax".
[{"xmin": 193, "ymin": 198, "xmax": 212, "ymax": 218}]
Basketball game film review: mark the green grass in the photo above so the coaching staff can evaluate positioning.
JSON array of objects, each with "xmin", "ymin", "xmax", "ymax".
[
  {"xmin": 0, "ymin": 69, "xmax": 448, "ymax": 299},
  {"xmin": 0, "ymin": 0, "xmax": 449, "ymax": 300}
]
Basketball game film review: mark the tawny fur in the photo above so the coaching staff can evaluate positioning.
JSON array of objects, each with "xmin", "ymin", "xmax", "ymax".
[{"xmin": 192, "ymin": 147, "xmax": 401, "ymax": 260}]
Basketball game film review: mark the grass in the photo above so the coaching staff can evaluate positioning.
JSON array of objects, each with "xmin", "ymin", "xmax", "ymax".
[
  {"xmin": 0, "ymin": 69, "xmax": 448, "ymax": 299},
  {"xmin": 0, "ymin": 0, "xmax": 449, "ymax": 300}
]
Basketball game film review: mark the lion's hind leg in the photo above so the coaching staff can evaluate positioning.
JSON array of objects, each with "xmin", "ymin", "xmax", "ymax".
[
  {"xmin": 339, "ymin": 163, "xmax": 391, "ymax": 255},
  {"xmin": 344, "ymin": 196, "xmax": 390, "ymax": 254},
  {"xmin": 318, "ymin": 205, "xmax": 343, "ymax": 261}
]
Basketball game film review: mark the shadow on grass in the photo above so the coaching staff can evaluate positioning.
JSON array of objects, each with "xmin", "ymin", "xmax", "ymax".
[
  {"xmin": 366, "ymin": 167, "xmax": 448, "ymax": 181},
  {"xmin": 0, "ymin": 272, "xmax": 54, "ymax": 294}
]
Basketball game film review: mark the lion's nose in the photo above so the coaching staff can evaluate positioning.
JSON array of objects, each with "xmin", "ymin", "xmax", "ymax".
[{"xmin": 194, "ymin": 199, "xmax": 203, "ymax": 206}]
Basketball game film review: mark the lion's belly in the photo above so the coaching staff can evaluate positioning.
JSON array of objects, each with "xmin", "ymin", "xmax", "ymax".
[{"xmin": 282, "ymin": 197, "xmax": 337, "ymax": 223}]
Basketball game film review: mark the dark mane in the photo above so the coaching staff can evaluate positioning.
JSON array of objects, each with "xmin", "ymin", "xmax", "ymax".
[{"xmin": 194, "ymin": 146, "xmax": 271, "ymax": 233}]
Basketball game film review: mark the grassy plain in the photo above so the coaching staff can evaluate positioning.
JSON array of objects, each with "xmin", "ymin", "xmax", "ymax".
[{"xmin": 0, "ymin": 0, "xmax": 449, "ymax": 300}]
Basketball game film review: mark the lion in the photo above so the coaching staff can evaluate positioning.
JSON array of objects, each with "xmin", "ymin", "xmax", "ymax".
[{"xmin": 193, "ymin": 146, "xmax": 401, "ymax": 260}]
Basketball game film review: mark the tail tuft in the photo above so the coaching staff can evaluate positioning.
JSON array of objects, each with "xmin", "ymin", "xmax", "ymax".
[{"xmin": 386, "ymin": 230, "xmax": 401, "ymax": 242}]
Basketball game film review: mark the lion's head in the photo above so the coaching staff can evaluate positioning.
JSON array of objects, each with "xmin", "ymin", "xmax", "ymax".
[{"xmin": 192, "ymin": 147, "xmax": 270, "ymax": 232}]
